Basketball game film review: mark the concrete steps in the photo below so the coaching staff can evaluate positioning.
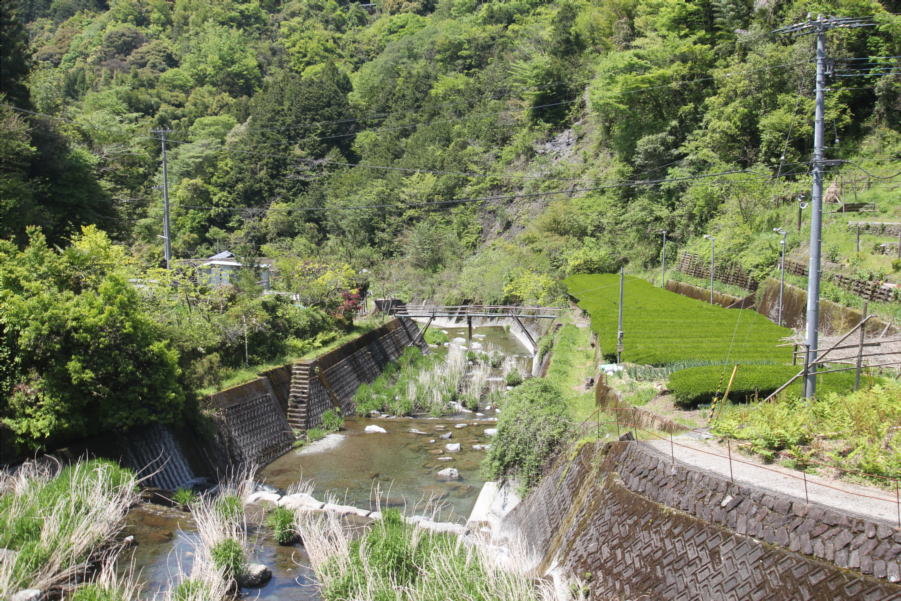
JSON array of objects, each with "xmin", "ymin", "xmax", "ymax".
[{"xmin": 287, "ymin": 362, "xmax": 313, "ymax": 435}]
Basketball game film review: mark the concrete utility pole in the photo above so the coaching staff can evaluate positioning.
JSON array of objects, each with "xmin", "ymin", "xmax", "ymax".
[
  {"xmin": 774, "ymin": 14, "xmax": 873, "ymax": 398},
  {"xmin": 703, "ymin": 234, "xmax": 715, "ymax": 304},
  {"xmin": 774, "ymin": 228, "xmax": 787, "ymax": 326},
  {"xmin": 660, "ymin": 230, "xmax": 668, "ymax": 288},
  {"xmin": 153, "ymin": 128, "xmax": 172, "ymax": 269}
]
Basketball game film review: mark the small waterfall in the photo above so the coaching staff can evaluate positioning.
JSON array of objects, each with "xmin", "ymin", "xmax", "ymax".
[
  {"xmin": 123, "ymin": 424, "xmax": 196, "ymax": 490},
  {"xmin": 222, "ymin": 393, "xmax": 294, "ymax": 466}
]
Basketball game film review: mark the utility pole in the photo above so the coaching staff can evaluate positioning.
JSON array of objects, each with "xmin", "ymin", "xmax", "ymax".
[
  {"xmin": 153, "ymin": 128, "xmax": 172, "ymax": 269},
  {"xmin": 774, "ymin": 228, "xmax": 787, "ymax": 326},
  {"xmin": 774, "ymin": 15, "xmax": 873, "ymax": 399},
  {"xmin": 660, "ymin": 230, "xmax": 668, "ymax": 288},
  {"xmin": 617, "ymin": 266, "xmax": 624, "ymax": 364},
  {"xmin": 703, "ymin": 234, "xmax": 715, "ymax": 304}
]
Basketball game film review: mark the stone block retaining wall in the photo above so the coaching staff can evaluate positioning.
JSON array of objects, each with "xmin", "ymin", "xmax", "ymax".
[
  {"xmin": 287, "ymin": 317, "xmax": 425, "ymax": 431},
  {"xmin": 502, "ymin": 441, "xmax": 900, "ymax": 601}
]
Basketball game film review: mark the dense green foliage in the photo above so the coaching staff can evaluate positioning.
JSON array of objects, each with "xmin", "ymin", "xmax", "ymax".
[
  {"xmin": 714, "ymin": 382, "xmax": 901, "ymax": 480},
  {"xmin": 667, "ymin": 363, "xmax": 857, "ymax": 408},
  {"xmin": 0, "ymin": 459, "xmax": 137, "ymax": 591},
  {"xmin": 0, "ymin": 225, "xmax": 345, "ymax": 450},
  {"xmin": 0, "ymin": 228, "xmax": 185, "ymax": 448},
  {"xmin": 566, "ymin": 273, "xmax": 793, "ymax": 365},
  {"xmin": 320, "ymin": 408, "xmax": 344, "ymax": 431},
  {"xmin": 210, "ymin": 537, "xmax": 246, "ymax": 579},
  {"xmin": 1, "ymin": 0, "xmax": 896, "ymax": 304},
  {"xmin": 266, "ymin": 506, "xmax": 298, "ymax": 545},
  {"xmin": 70, "ymin": 584, "xmax": 124, "ymax": 601},
  {"xmin": 1, "ymin": 0, "xmax": 898, "ymax": 449},
  {"xmin": 483, "ymin": 378, "xmax": 573, "ymax": 490}
]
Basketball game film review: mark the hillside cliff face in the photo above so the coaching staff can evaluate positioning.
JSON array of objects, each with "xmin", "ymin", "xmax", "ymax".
[{"xmin": 2, "ymin": 0, "xmax": 898, "ymax": 302}]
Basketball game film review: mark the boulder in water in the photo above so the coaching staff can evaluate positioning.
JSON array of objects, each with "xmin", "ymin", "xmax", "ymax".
[
  {"xmin": 437, "ymin": 468, "xmax": 461, "ymax": 480},
  {"xmin": 11, "ymin": 591, "xmax": 42, "ymax": 601},
  {"xmin": 484, "ymin": 428, "xmax": 498, "ymax": 437},
  {"xmin": 365, "ymin": 425, "xmax": 388, "ymax": 434},
  {"xmin": 436, "ymin": 456, "xmax": 454, "ymax": 461},
  {"xmin": 409, "ymin": 428, "xmax": 429, "ymax": 435},
  {"xmin": 439, "ymin": 432, "xmax": 453, "ymax": 439},
  {"xmin": 454, "ymin": 423, "xmax": 467, "ymax": 429},
  {"xmin": 239, "ymin": 564, "xmax": 272, "ymax": 588},
  {"xmin": 472, "ymin": 444, "xmax": 491, "ymax": 451},
  {"xmin": 445, "ymin": 443, "xmax": 461, "ymax": 452},
  {"xmin": 246, "ymin": 491, "xmax": 281, "ymax": 506},
  {"xmin": 279, "ymin": 493, "xmax": 324, "ymax": 511}
]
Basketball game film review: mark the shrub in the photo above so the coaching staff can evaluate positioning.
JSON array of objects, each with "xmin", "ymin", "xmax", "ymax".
[
  {"xmin": 210, "ymin": 538, "xmax": 245, "ymax": 579},
  {"xmin": 424, "ymin": 329, "xmax": 449, "ymax": 345},
  {"xmin": 214, "ymin": 494, "xmax": 243, "ymax": 523},
  {"xmin": 483, "ymin": 378, "xmax": 573, "ymax": 491},
  {"xmin": 321, "ymin": 408, "xmax": 344, "ymax": 432},
  {"xmin": 668, "ymin": 364, "xmax": 857, "ymax": 408},
  {"xmin": 173, "ymin": 488, "xmax": 197, "ymax": 508},
  {"xmin": 0, "ymin": 459, "xmax": 138, "ymax": 592},
  {"xmin": 505, "ymin": 370, "xmax": 523, "ymax": 387},
  {"xmin": 70, "ymin": 585, "xmax": 121, "ymax": 601},
  {"xmin": 170, "ymin": 580, "xmax": 205, "ymax": 601},
  {"xmin": 714, "ymin": 382, "xmax": 901, "ymax": 480},
  {"xmin": 306, "ymin": 427, "xmax": 327, "ymax": 443},
  {"xmin": 565, "ymin": 274, "xmax": 792, "ymax": 365},
  {"xmin": 266, "ymin": 506, "xmax": 298, "ymax": 545}
]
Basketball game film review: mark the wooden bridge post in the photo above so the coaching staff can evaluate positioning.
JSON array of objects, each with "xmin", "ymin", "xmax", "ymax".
[{"xmin": 467, "ymin": 316, "xmax": 473, "ymax": 343}]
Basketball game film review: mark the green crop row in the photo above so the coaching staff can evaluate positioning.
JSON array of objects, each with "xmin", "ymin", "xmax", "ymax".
[
  {"xmin": 565, "ymin": 274, "xmax": 792, "ymax": 366},
  {"xmin": 668, "ymin": 364, "xmax": 858, "ymax": 408}
]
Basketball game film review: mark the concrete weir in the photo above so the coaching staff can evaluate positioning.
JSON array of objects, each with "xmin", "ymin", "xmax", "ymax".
[{"xmin": 499, "ymin": 441, "xmax": 900, "ymax": 600}]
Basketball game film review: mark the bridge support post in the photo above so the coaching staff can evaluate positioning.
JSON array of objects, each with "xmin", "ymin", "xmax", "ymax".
[{"xmin": 467, "ymin": 316, "xmax": 473, "ymax": 343}]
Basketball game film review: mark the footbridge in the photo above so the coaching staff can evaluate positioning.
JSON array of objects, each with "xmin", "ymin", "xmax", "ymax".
[{"xmin": 386, "ymin": 303, "xmax": 563, "ymax": 349}]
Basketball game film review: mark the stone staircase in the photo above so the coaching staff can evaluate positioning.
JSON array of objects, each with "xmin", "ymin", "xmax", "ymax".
[{"xmin": 286, "ymin": 362, "xmax": 313, "ymax": 434}]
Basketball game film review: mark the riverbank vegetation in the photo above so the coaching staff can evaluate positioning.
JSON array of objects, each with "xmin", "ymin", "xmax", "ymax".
[
  {"xmin": 354, "ymin": 344, "xmax": 511, "ymax": 416},
  {"xmin": 299, "ymin": 508, "xmax": 561, "ymax": 601},
  {"xmin": 484, "ymin": 378, "xmax": 573, "ymax": 492},
  {"xmin": 713, "ymin": 382, "xmax": 901, "ymax": 482},
  {"xmin": 0, "ymin": 459, "xmax": 138, "ymax": 594}
]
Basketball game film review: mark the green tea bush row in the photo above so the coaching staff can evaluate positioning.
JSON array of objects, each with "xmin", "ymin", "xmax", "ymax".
[
  {"xmin": 668, "ymin": 364, "xmax": 857, "ymax": 408},
  {"xmin": 565, "ymin": 274, "xmax": 792, "ymax": 365}
]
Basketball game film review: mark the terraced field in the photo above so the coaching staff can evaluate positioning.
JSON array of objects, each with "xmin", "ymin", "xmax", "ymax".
[{"xmin": 565, "ymin": 274, "xmax": 793, "ymax": 365}]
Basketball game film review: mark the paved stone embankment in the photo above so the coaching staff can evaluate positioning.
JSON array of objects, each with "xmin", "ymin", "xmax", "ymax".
[{"xmin": 501, "ymin": 441, "xmax": 900, "ymax": 601}]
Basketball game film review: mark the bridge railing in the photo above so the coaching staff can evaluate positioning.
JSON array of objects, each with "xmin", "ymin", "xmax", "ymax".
[{"xmin": 392, "ymin": 304, "xmax": 564, "ymax": 318}]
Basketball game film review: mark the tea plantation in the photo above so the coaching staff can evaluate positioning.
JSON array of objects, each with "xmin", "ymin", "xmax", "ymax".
[
  {"xmin": 565, "ymin": 274, "xmax": 793, "ymax": 366},
  {"xmin": 668, "ymin": 364, "xmax": 857, "ymax": 408}
]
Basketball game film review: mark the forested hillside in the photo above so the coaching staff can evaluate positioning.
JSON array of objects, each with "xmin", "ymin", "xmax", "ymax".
[{"xmin": 1, "ymin": 0, "xmax": 898, "ymax": 448}]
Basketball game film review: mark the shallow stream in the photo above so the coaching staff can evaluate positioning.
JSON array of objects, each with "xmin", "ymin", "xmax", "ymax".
[{"xmin": 122, "ymin": 325, "xmax": 530, "ymax": 599}]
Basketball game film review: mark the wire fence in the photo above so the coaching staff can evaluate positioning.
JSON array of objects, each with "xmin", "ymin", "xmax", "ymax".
[{"xmin": 571, "ymin": 406, "xmax": 901, "ymax": 527}]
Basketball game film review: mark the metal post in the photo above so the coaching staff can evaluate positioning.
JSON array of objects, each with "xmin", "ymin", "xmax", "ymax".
[
  {"xmin": 855, "ymin": 302, "xmax": 868, "ymax": 390},
  {"xmin": 617, "ymin": 266, "xmax": 624, "ymax": 363},
  {"xmin": 704, "ymin": 235, "xmax": 715, "ymax": 304},
  {"xmin": 726, "ymin": 438, "xmax": 734, "ymax": 483},
  {"xmin": 153, "ymin": 128, "xmax": 172, "ymax": 269},
  {"xmin": 660, "ymin": 230, "xmax": 668, "ymax": 288},
  {"xmin": 804, "ymin": 21, "xmax": 827, "ymax": 399},
  {"xmin": 774, "ymin": 228, "xmax": 787, "ymax": 326},
  {"xmin": 803, "ymin": 471, "xmax": 809, "ymax": 504}
]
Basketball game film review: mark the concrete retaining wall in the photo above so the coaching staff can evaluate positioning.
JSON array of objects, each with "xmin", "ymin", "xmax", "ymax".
[
  {"xmin": 502, "ymin": 441, "xmax": 900, "ymax": 600},
  {"xmin": 288, "ymin": 318, "xmax": 425, "ymax": 430}
]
